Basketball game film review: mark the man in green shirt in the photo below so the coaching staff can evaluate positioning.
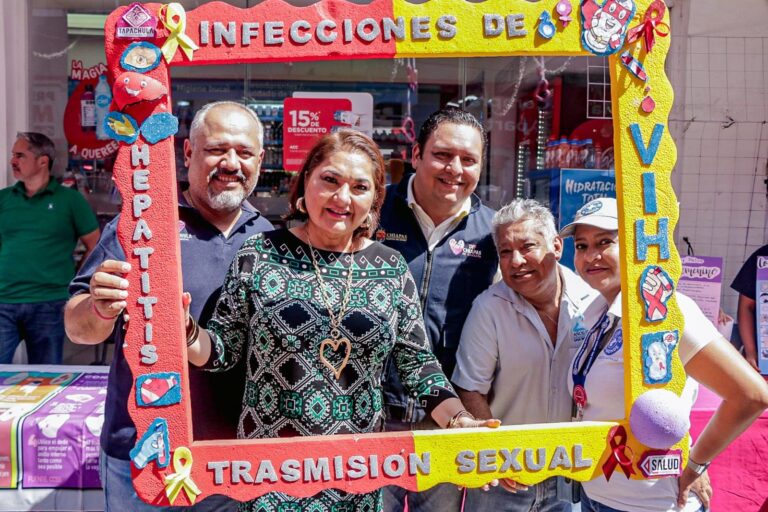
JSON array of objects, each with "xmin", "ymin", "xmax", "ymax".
[{"xmin": 0, "ymin": 132, "xmax": 100, "ymax": 363}]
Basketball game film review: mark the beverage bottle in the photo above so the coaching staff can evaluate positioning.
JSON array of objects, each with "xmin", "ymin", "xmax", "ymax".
[
  {"xmin": 551, "ymin": 139, "xmax": 561, "ymax": 169},
  {"xmin": 81, "ymin": 85, "xmax": 96, "ymax": 132},
  {"xmin": 584, "ymin": 139, "xmax": 596, "ymax": 169},
  {"xmin": 94, "ymin": 75, "xmax": 112, "ymax": 140},
  {"xmin": 573, "ymin": 140, "xmax": 584, "ymax": 167},
  {"xmin": 594, "ymin": 143, "xmax": 603, "ymax": 169},
  {"xmin": 557, "ymin": 138, "xmax": 569, "ymax": 168},
  {"xmin": 544, "ymin": 140, "xmax": 551, "ymax": 169},
  {"xmin": 566, "ymin": 140, "xmax": 575, "ymax": 167},
  {"xmin": 564, "ymin": 139, "xmax": 574, "ymax": 167}
]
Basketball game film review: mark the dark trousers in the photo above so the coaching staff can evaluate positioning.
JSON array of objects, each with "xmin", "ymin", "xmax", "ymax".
[{"xmin": 0, "ymin": 300, "xmax": 67, "ymax": 364}]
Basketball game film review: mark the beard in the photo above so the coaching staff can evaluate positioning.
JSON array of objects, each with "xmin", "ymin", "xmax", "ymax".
[
  {"xmin": 208, "ymin": 188, "xmax": 247, "ymax": 210},
  {"xmin": 205, "ymin": 168, "xmax": 257, "ymax": 211}
]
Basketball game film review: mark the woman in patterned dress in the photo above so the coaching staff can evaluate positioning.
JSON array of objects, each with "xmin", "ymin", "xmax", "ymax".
[{"xmin": 187, "ymin": 130, "xmax": 499, "ymax": 511}]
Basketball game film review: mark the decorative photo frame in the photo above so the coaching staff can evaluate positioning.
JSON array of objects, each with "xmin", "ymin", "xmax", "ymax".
[{"xmin": 103, "ymin": 0, "xmax": 685, "ymax": 505}]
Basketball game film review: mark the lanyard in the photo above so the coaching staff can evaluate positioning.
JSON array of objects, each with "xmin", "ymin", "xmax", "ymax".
[{"xmin": 571, "ymin": 312, "xmax": 618, "ymax": 419}]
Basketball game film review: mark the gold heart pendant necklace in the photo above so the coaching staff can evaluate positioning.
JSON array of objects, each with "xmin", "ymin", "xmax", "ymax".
[
  {"xmin": 319, "ymin": 333, "xmax": 352, "ymax": 380},
  {"xmin": 306, "ymin": 227, "xmax": 355, "ymax": 380}
]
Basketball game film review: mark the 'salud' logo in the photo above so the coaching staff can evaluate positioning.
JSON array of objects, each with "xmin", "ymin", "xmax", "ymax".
[{"xmin": 638, "ymin": 450, "xmax": 682, "ymax": 478}]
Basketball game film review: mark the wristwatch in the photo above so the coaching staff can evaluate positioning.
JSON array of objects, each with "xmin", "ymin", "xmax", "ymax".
[{"xmin": 687, "ymin": 458, "xmax": 711, "ymax": 475}]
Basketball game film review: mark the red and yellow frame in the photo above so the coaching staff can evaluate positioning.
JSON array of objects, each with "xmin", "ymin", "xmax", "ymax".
[{"xmin": 103, "ymin": 0, "xmax": 682, "ymax": 505}]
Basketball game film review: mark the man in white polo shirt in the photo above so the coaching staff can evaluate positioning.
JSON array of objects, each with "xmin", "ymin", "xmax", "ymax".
[{"xmin": 453, "ymin": 199, "xmax": 597, "ymax": 512}]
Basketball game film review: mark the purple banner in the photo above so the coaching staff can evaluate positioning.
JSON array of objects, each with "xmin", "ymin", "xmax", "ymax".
[
  {"xmin": 756, "ymin": 256, "xmax": 768, "ymax": 374},
  {"xmin": 678, "ymin": 256, "xmax": 723, "ymax": 325},
  {"xmin": 21, "ymin": 372, "xmax": 107, "ymax": 489}
]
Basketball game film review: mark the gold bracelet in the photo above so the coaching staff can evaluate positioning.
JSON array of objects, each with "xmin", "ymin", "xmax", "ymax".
[
  {"xmin": 446, "ymin": 410, "xmax": 475, "ymax": 429},
  {"xmin": 185, "ymin": 318, "xmax": 200, "ymax": 347}
]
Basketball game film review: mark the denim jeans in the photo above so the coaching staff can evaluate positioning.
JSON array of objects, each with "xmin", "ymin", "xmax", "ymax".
[
  {"xmin": 578, "ymin": 490, "xmax": 627, "ymax": 512},
  {"xmin": 381, "ymin": 415, "xmax": 464, "ymax": 512},
  {"xmin": 381, "ymin": 483, "xmax": 464, "ymax": 512},
  {"xmin": 99, "ymin": 450, "xmax": 237, "ymax": 511},
  {"xmin": 463, "ymin": 477, "xmax": 571, "ymax": 512},
  {"xmin": 579, "ymin": 487, "xmax": 705, "ymax": 512},
  {"xmin": 0, "ymin": 300, "xmax": 67, "ymax": 364}
]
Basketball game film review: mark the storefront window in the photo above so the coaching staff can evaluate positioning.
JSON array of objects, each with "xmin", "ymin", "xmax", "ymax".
[{"xmin": 16, "ymin": 2, "xmax": 616, "ymax": 239}]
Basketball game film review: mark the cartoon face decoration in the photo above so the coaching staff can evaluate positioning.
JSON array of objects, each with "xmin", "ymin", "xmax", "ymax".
[
  {"xmin": 120, "ymin": 42, "xmax": 162, "ymax": 72},
  {"xmin": 113, "ymin": 71, "xmax": 168, "ymax": 109},
  {"xmin": 641, "ymin": 330, "xmax": 678, "ymax": 384},
  {"xmin": 581, "ymin": 0, "xmax": 636, "ymax": 56}
]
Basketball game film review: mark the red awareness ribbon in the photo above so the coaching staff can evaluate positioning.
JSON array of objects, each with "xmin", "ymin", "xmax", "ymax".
[
  {"xmin": 642, "ymin": 285, "xmax": 668, "ymax": 320},
  {"xmin": 626, "ymin": 0, "xmax": 670, "ymax": 53},
  {"xmin": 602, "ymin": 425, "xmax": 636, "ymax": 481}
]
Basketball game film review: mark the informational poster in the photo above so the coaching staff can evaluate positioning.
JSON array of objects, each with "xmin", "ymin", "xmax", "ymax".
[
  {"xmin": 0, "ymin": 369, "xmax": 106, "ymax": 490},
  {"xmin": 64, "ymin": 60, "xmax": 119, "ymax": 160},
  {"xmin": 677, "ymin": 256, "xmax": 723, "ymax": 326},
  {"xmin": 21, "ymin": 372, "xmax": 106, "ymax": 489},
  {"xmin": 282, "ymin": 97, "xmax": 352, "ymax": 171},
  {"xmin": 557, "ymin": 169, "xmax": 616, "ymax": 269},
  {"xmin": 756, "ymin": 256, "xmax": 768, "ymax": 374},
  {"xmin": 292, "ymin": 92, "xmax": 374, "ymax": 135},
  {"xmin": 0, "ymin": 372, "xmax": 77, "ymax": 489}
]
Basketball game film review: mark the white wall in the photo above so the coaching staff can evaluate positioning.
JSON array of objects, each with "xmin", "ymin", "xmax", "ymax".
[{"xmin": 673, "ymin": 0, "xmax": 768, "ymax": 317}]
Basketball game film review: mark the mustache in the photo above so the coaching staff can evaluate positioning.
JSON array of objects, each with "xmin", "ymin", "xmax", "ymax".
[{"xmin": 208, "ymin": 168, "xmax": 246, "ymax": 182}]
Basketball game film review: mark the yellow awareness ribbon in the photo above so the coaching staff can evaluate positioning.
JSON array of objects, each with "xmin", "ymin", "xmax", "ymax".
[
  {"xmin": 163, "ymin": 447, "xmax": 202, "ymax": 505},
  {"xmin": 159, "ymin": 3, "xmax": 199, "ymax": 63}
]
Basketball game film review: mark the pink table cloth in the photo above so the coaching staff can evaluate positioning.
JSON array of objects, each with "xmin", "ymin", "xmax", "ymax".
[{"xmin": 690, "ymin": 383, "xmax": 768, "ymax": 511}]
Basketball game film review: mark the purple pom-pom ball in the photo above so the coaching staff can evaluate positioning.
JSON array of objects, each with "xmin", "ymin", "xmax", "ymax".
[{"xmin": 629, "ymin": 389, "xmax": 689, "ymax": 449}]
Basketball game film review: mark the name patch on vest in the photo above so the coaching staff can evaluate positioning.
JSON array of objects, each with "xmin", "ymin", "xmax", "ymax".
[{"xmin": 376, "ymin": 230, "xmax": 407, "ymax": 243}]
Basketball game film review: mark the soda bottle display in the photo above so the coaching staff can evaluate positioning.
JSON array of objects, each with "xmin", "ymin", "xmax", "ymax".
[
  {"xmin": 95, "ymin": 75, "xmax": 112, "ymax": 140},
  {"xmin": 81, "ymin": 84, "xmax": 96, "ymax": 132}
]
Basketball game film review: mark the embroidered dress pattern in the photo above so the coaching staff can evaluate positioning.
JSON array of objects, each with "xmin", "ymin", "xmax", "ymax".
[{"xmin": 205, "ymin": 230, "xmax": 455, "ymax": 511}]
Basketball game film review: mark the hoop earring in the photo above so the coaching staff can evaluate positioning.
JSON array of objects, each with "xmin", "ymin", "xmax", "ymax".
[
  {"xmin": 360, "ymin": 212, "xmax": 374, "ymax": 230},
  {"xmin": 296, "ymin": 197, "xmax": 307, "ymax": 214}
]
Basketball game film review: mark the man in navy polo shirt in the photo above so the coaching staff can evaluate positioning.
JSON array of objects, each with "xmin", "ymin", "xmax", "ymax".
[
  {"xmin": 377, "ymin": 108, "xmax": 499, "ymax": 512},
  {"xmin": 64, "ymin": 101, "xmax": 273, "ymax": 511},
  {"xmin": 0, "ymin": 132, "xmax": 100, "ymax": 364}
]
